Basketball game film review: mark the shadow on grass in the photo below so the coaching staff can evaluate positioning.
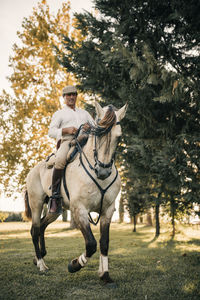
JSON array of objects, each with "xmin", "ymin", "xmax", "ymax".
[
  {"xmin": 148, "ymin": 235, "xmax": 159, "ymax": 244},
  {"xmin": 0, "ymin": 229, "xmax": 30, "ymax": 235},
  {"xmin": 187, "ymin": 238, "xmax": 200, "ymax": 246},
  {"xmin": 116, "ymin": 225, "xmax": 200, "ymax": 254},
  {"xmin": 153, "ymin": 238, "xmax": 200, "ymax": 250}
]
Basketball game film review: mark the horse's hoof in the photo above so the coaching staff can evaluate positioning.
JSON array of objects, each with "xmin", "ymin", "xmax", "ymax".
[
  {"xmin": 100, "ymin": 272, "xmax": 116, "ymax": 288},
  {"xmin": 68, "ymin": 258, "xmax": 82, "ymax": 273},
  {"xmin": 39, "ymin": 268, "xmax": 49, "ymax": 274},
  {"xmin": 33, "ymin": 258, "xmax": 37, "ymax": 265}
]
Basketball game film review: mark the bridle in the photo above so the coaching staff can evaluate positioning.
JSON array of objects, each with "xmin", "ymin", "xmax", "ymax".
[{"xmin": 92, "ymin": 121, "xmax": 120, "ymax": 175}]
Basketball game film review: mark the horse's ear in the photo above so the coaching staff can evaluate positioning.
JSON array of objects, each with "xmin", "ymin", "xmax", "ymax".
[
  {"xmin": 95, "ymin": 101, "xmax": 104, "ymax": 119},
  {"xmin": 116, "ymin": 103, "xmax": 128, "ymax": 121}
]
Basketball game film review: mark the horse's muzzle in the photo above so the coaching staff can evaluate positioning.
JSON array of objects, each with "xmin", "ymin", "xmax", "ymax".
[{"xmin": 95, "ymin": 165, "xmax": 112, "ymax": 180}]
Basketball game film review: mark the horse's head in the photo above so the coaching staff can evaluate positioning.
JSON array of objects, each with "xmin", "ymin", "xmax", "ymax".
[{"xmin": 93, "ymin": 101, "xmax": 127, "ymax": 180}]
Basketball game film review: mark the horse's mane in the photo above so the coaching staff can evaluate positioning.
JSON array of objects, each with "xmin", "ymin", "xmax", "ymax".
[
  {"xmin": 90, "ymin": 105, "xmax": 117, "ymax": 155},
  {"xmin": 98, "ymin": 105, "xmax": 117, "ymax": 129}
]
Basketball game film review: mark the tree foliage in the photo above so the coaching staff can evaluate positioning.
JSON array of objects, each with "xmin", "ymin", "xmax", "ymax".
[
  {"xmin": 59, "ymin": 0, "xmax": 200, "ymax": 225},
  {"xmin": 0, "ymin": 0, "xmax": 81, "ymax": 194}
]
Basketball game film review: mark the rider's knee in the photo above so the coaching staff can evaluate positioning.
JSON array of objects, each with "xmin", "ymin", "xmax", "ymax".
[
  {"xmin": 55, "ymin": 154, "xmax": 67, "ymax": 169},
  {"xmin": 55, "ymin": 160, "xmax": 66, "ymax": 169}
]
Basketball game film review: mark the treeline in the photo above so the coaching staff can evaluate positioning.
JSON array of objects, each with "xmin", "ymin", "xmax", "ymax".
[{"xmin": 0, "ymin": 212, "xmax": 24, "ymax": 222}]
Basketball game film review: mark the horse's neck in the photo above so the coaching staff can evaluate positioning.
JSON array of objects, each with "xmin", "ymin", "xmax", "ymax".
[{"xmin": 82, "ymin": 135, "xmax": 95, "ymax": 162}]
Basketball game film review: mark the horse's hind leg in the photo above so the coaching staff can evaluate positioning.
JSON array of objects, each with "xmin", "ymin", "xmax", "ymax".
[
  {"xmin": 30, "ymin": 195, "xmax": 57, "ymax": 272},
  {"xmin": 32, "ymin": 207, "xmax": 59, "ymax": 272},
  {"xmin": 68, "ymin": 206, "xmax": 97, "ymax": 273},
  {"xmin": 31, "ymin": 207, "xmax": 49, "ymax": 272},
  {"xmin": 99, "ymin": 204, "xmax": 116, "ymax": 286}
]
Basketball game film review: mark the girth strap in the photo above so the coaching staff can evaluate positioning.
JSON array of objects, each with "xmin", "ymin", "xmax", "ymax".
[{"xmin": 63, "ymin": 163, "xmax": 70, "ymax": 199}]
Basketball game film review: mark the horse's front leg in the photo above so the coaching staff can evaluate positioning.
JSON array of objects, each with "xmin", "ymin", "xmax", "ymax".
[
  {"xmin": 68, "ymin": 207, "xmax": 97, "ymax": 273},
  {"xmin": 99, "ymin": 204, "xmax": 116, "ymax": 286},
  {"xmin": 39, "ymin": 212, "xmax": 59, "ymax": 258}
]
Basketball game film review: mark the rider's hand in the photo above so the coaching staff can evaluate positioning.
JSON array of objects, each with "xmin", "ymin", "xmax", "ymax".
[
  {"xmin": 82, "ymin": 123, "xmax": 91, "ymax": 131},
  {"xmin": 62, "ymin": 127, "xmax": 78, "ymax": 135}
]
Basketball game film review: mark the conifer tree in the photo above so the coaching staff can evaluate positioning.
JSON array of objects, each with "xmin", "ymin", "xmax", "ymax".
[{"xmin": 59, "ymin": 0, "xmax": 200, "ymax": 234}]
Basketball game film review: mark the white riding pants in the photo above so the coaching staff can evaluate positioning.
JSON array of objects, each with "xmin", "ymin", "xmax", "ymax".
[{"xmin": 55, "ymin": 136, "xmax": 72, "ymax": 169}]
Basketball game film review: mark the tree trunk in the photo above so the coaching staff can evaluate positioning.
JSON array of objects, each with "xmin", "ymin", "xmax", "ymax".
[
  {"xmin": 170, "ymin": 196, "xmax": 176, "ymax": 237},
  {"xmin": 62, "ymin": 209, "xmax": 68, "ymax": 222},
  {"xmin": 119, "ymin": 197, "xmax": 124, "ymax": 223},
  {"xmin": 146, "ymin": 209, "xmax": 153, "ymax": 226},
  {"xmin": 139, "ymin": 216, "xmax": 143, "ymax": 223},
  {"xmin": 133, "ymin": 215, "xmax": 137, "ymax": 232},
  {"xmin": 155, "ymin": 200, "xmax": 160, "ymax": 236}
]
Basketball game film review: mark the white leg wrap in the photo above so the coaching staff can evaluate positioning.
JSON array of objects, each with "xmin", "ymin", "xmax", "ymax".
[
  {"xmin": 78, "ymin": 253, "xmax": 88, "ymax": 267},
  {"xmin": 99, "ymin": 255, "xmax": 108, "ymax": 276},
  {"xmin": 37, "ymin": 258, "xmax": 49, "ymax": 272}
]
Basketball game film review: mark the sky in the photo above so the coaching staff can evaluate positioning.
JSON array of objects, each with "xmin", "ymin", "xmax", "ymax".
[{"xmin": 0, "ymin": 0, "xmax": 93, "ymax": 212}]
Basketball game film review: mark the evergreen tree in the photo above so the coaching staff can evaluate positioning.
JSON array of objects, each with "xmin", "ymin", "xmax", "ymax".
[{"xmin": 59, "ymin": 0, "xmax": 200, "ymax": 233}]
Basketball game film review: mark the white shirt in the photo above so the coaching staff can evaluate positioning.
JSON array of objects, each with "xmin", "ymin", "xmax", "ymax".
[{"xmin": 48, "ymin": 105, "xmax": 94, "ymax": 141}]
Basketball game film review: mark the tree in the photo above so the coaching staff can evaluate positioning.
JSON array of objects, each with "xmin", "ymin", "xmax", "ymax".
[
  {"xmin": 0, "ymin": 0, "xmax": 84, "ymax": 194},
  {"xmin": 59, "ymin": 0, "xmax": 200, "ymax": 234},
  {"xmin": 118, "ymin": 196, "xmax": 124, "ymax": 223},
  {"xmin": 126, "ymin": 180, "xmax": 151, "ymax": 232}
]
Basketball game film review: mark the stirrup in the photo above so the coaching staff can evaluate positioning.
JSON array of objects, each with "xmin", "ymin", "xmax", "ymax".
[{"xmin": 48, "ymin": 194, "xmax": 62, "ymax": 214}]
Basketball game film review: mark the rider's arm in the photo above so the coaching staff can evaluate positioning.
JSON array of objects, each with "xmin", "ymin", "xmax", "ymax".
[
  {"xmin": 48, "ymin": 111, "xmax": 78, "ymax": 141},
  {"xmin": 48, "ymin": 111, "xmax": 63, "ymax": 141},
  {"xmin": 81, "ymin": 111, "xmax": 95, "ymax": 130}
]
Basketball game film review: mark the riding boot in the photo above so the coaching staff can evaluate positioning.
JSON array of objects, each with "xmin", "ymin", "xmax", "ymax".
[{"xmin": 49, "ymin": 168, "xmax": 63, "ymax": 214}]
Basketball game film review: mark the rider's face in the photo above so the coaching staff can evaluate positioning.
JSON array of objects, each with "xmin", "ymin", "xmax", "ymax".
[{"xmin": 64, "ymin": 93, "xmax": 77, "ymax": 109}]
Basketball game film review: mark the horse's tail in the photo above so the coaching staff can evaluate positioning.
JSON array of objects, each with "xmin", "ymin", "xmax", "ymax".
[{"xmin": 24, "ymin": 190, "xmax": 32, "ymax": 219}]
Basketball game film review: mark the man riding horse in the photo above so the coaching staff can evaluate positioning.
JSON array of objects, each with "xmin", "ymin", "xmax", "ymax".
[
  {"xmin": 48, "ymin": 85, "xmax": 94, "ymax": 214},
  {"xmin": 25, "ymin": 98, "xmax": 127, "ymax": 283}
]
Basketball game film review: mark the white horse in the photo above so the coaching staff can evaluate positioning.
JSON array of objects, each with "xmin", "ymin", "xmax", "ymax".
[{"xmin": 24, "ymin": 101, "xmax": 127, "ymax": 285}]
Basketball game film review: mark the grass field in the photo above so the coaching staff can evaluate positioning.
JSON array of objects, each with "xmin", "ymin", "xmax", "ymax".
[{"xmin": 0, "ymin": 221, "xmax": 199, "ymax": 300}]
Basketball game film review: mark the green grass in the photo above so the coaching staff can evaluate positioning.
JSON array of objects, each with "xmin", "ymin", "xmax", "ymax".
[{"xmin": 0, "ymin": 222, "xmax": 200, "ymax": 300}]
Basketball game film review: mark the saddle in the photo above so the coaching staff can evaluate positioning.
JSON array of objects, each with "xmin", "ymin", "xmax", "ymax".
[{"xmin": 45, "ymin": 133, "xmax": 88, "ymax": 169}]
